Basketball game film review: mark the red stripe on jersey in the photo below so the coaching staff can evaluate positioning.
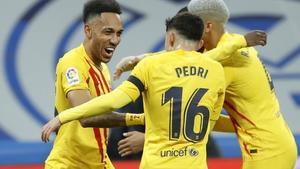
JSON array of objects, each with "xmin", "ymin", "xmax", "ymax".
[
  {"xmin": 224, "ymin": 101, "xmax": 256, "ymax": 127},
  {"xmin": 86, "ymin": 77, "xmax": 90, "ymax": 87},
  {"xmin": 88, "ymin": 67, "xmax": 104, "ymax": 163},
  {"xmin": 98, "ymin": 70, "xmax": 110, "ymax": 143},
  {"xmin": 86, "ymin": 60, "xmax": 110, "ymax": 163},
  {"xmin": 99, "ymin": 70, "xmax": 111, "ymax": 92},
  {"xmin": 93, "ymin": 128, "xmax": 104, "ymax": 162},
  {"xmin": 243, "ymin": 142, "xmax": 251, "ymax": 156},
  {"xmin": 89, "ymin": 66, "xmax": 109, "ymax": 145},
  {"xmin": 98, "ymin": 70, "xmax": 110, "ymax": 144},
  {"xmin": 229, "ymin": 113, "xmax": 252, "ymax": 156},
  {"xmin": 89, "ymin": 68, "xmax": 100, "ymax": 96}
]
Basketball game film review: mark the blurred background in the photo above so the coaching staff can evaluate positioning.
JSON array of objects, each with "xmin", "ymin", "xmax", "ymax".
[{"xmin": 0, "ymin": 0, "xmax": 299, "ymax": 168}]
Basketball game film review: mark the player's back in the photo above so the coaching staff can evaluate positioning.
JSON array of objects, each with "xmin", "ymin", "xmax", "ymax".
[
  {"xmin": 139, "ymin": 49, "xmax": 225, "ymax": 169},
  {"xmin": 219, "ymin": 33, "xmax": 297, "ymax": 161}
]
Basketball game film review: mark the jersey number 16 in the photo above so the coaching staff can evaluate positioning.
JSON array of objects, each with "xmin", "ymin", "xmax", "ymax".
[{"xmin": 162, "ymin": 87, "xmax": 210, "ymax": 143}]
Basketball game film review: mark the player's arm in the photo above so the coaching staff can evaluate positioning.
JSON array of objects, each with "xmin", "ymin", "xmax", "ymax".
[
  {"xmin": 80, "ymin": 112, "xmax": 145, "ymax": 128},
  {"xmin": 209, "ymin": 92, "xmax": 225, "ymax": 131},
  {"xmin": 206, "ymin": 30, "xmax": 267, "ymax": 61},
  {"xmin": 114, "ymin": 51, "xmax": 165, "ymax": 80},
  {"xmin": 209, "ymin": 68, "xmax": 226, "ymax": 131},
  {"xmin": 213, "ymin": 114, "xmax": 235, "ymax": 132},
  {"xmin": 114, "ymin": 54, "xmax": 144, "ymax": 80},
  {"xmin": 41, "ymin": 79, "xmax": 144, "ymax": 142},
  {"xmin": 67, "ymin": 90, "xmax": 144, "ymax": 128},
  {"xmin": 41, "ymin": 86, "xmax": 138, "ymax": 142}
]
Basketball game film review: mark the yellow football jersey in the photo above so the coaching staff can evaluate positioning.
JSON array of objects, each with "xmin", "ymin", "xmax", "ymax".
[
  {"xmin": 120, "ymin": 49, "xmax": 226, "ymax": 169},
  {"xmin": 54, "ymin": 35, "xmax": 248, "ymax": 169},
  {"xmin": 218, "ymin": 33, "xmax": 297, "ymax": 161},
  {"xmin": 45, "ymin": 44, "xmax": 114, "ymax": 169}
]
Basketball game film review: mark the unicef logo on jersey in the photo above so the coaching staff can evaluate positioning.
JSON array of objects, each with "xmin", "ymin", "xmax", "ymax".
[{"xmin": 160, "ymin": 146, "xmax": 199, "ymax": 158}]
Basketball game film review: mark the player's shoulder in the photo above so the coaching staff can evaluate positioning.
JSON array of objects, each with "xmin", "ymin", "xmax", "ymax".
[
  {"xmin": 200, "ymin": 52, "xmax": 224, "ymax": 68},
  {"xmin": 56, "ymin": 45, "xmax": 86, "ymax": 71},
  {"xmin": 139, "ymin": 50, "xmax": 168, "ymax": 65},
  {"xmin": 228, "ymin": 33, "xmax": 258, "ymax": 57}
]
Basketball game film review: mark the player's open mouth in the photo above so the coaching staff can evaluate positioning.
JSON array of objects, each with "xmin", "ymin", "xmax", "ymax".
[{"xmin": 105, "ymin": 47, "xmax": 114, "ymax": 55}]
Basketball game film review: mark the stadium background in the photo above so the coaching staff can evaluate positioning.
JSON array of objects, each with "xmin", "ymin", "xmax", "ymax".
[{"xmin": 0, "ymin": 0, "xmax": 299, "ymax": 168}]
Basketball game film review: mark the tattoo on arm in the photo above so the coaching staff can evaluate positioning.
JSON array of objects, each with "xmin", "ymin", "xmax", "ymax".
[{"xmin": 79, "ymin": 112, "xmax": 126, "ymax": 128}]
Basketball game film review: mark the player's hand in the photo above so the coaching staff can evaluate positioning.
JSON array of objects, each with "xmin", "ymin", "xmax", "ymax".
[
  {"xmin": 41, "ymin": 117, "xmax": 61, "ymax": 143},
  {"xmin": 244, "ymin": 30, "xmax": 267, "ymax": 47},
  {"xmin": 113, "ymin": 55, "xmax": 140, "ymax": 80},
  {"xmin": 117, "ymin": 131, "xmax": 145, "ymax": 157}
]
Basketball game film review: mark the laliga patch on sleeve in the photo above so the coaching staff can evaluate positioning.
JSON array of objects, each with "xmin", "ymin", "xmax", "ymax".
[{"xmin": 66, "ymin": 67, "xmax": 80, "ymax": 86}]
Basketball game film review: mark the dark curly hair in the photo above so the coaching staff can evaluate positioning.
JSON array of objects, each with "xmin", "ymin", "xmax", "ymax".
[{"xmin": 83, "ymin": 0, "xmax": 121, "ymax": 23}]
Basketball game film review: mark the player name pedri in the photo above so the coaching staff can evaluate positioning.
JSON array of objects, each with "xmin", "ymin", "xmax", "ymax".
[{"xmin": 175, "ymin": 66, "xmax": 208, "ymax": 78}]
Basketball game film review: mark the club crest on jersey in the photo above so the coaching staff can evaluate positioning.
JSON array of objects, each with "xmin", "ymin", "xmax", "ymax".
[{"xmin": 66, "ymin": 67, "xmax": 80, "ymax": 86}]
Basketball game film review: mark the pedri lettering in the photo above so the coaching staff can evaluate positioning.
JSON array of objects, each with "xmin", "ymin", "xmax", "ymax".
[{"xmin": 175, "ymin": 66, "xmax": 208, "ymax": 79}]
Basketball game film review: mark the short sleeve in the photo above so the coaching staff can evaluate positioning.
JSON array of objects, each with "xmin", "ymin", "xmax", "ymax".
[{"xmin": 57, "ymin": 59, "xmax": 89, "ymax": 95}]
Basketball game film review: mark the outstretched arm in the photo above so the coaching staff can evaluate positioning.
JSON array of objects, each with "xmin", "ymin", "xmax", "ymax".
[
  {"xmin": 67, "ymin": 90, "xmax": 143, "ymax": 128},
  {"xmin": 41, "ymin": 88, "xmax": 135, "ymax": 142},
  {"xmin": 80, "ymin": 112, "xmax": 145, "ymax": 128}
]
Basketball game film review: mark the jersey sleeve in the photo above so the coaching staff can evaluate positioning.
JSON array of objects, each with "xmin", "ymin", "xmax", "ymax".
[
  {"xmin": 205, "ymin": 35, "xmax": 247, "ymax": 64},
  {"xmin": 59, "ymin": 88, "xmax": 133, "ymax": 124},
  {"xmin": 57, "ymin": 59, "xmax": 89, "ymax": 95},
  {"xmin": 118, "ymin": 59, "xmax": 148, "ymax": 102}
]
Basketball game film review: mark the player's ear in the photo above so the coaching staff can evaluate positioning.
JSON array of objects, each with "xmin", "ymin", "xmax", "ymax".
[
  {"xmin": 204, "ymin": 21, "xmax": 213, "ymax": 33},
  {"xmin": 165, "ymin": 31, "xmax": 175, "ymax": 51},
  {"xmin": 197, "ymin": 39, "xmax": 204, "ymax": 51},
  {"xmin": 84, "ymin": 24, "xmax": 92, "ymax": 39}
]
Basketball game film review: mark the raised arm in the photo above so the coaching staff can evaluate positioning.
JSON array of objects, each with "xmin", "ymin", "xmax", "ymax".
[{"xmin": 207, "ymin": 30, "xmax": 267, "ymax": 62}]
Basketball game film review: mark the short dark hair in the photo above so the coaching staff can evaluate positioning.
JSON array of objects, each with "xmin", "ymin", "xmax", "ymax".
[
  {"xmin": 165, "ymin": 13, "xmax": 204, "ymax": 41},
  {"xmin": 83, "ymin": 0, "xmax": 122, "ymax": 23}
]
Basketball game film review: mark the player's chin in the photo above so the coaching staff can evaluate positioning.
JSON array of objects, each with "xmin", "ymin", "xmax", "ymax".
[
  {"xmin": 101, "ymin": 56, "xmax": 112, "ymax": 63},
  {"xmin": 101, "ymin": 52, "xmax": 113, "ymax": 63}
]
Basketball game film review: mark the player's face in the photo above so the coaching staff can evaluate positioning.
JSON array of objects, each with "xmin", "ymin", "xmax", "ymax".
[{"xmin": 88, "ymin": 13, "xmax": 123, "ymax": 64}]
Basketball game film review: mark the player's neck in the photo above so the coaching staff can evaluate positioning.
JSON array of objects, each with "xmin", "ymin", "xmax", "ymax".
[
  {"xmin": 174, "ymin": 40, "xmax": 199, "ymax": 51},
  {"xmin": 205, "ymin": 29, "xmax": 225, "ymax": 51},
  {"xmin": 83, "ymin": 41, "xmax": 102, "ymax": 70}
]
